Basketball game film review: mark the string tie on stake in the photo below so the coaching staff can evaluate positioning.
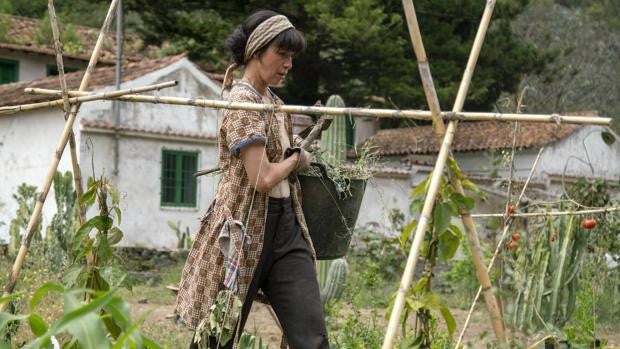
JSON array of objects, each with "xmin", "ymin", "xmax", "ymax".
[{"xmin": 551, "ymin": 113, "xmax": 562, "ymax": 125}]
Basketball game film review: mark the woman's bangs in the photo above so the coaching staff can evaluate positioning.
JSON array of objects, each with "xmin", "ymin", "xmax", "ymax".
[{"xmin": 272, "ymin": 28, "xmax": 306, "ymax": 53}]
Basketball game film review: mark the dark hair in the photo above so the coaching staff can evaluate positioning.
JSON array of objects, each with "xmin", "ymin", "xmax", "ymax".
[{"xmin": 226, "ymin": 9, "xmax": 306, "ymax": 65}]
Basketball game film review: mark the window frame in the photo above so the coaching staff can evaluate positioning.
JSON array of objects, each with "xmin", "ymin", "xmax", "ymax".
[
  {"xmin": 0, "ymin": 58, "xmax": 19, "ymax": 84},
  {"xmin": 160, "ymin": 149, "xmax": 199, "ymax": 208}
]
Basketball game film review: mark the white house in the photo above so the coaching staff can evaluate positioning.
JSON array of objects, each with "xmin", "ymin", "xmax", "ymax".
[
  {"xmin": 356, "ymin": 119, "xmax": 620, "ymax": 231},
  {"xmin": 0, "ymin": 54, "xmax": 225, "ymax": 249}
]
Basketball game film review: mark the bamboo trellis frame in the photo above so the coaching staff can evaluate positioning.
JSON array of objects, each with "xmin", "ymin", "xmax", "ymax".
[
  {"xmin": 5, "ymin": 86, "xmax": 609, "ymax": 126},
  {"xmin": 0, "ymin": 0, "xmax": 122, "ymax": 312},
  {"xmin": 383, "ymin": 0, "xmax": 506, "ymax": 346},
  {"xmin": 0, "ymin": 0, "xmax": 615, "ymax": 345}
]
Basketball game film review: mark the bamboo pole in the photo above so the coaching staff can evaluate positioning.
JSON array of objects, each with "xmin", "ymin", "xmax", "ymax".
[
  {"xmin": 471, "ymin": 206, "xmax": 620, "ymax": 218},
  {"xmin": 48, "ymin": 0, "xmax": 86, "ymax": 227},
  {"xmin": 399, "ymin": 0, "xmax": 506, "ymax": 343},
  {"xmin": 382, "ymin": 1, "xmax": 499, "ymax": 348},
  {"xmin": 0, "ymin": 0, "xmax": 120, "ymax": 312},
  {"xmin": 16, "ymin": 88, "xmax": 611, "ymax": 126},
  {"xmin": 0, "ymin": 81, "xmax": 177, "ymax": 115}
]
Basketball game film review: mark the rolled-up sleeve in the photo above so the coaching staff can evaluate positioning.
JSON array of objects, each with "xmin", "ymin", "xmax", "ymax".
[{"xmin": 223, "ymin": 109, "xmax": 268, "ymax": 158}]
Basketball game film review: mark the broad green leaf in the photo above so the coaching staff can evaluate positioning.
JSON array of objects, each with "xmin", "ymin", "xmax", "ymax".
[
  {"xmin": 411, "ymin": 276, "xmax": 428, "ymax": 294},
  {"xmin": 63, "ymin": 292, "xmax": 111, "ymax": 349},
  {"xmin": 438, "ymin": 227, "xmax": 461, "ymax": 261},
  {"xmin": 79, "ymin": 185, "xmax": 97, "ymax": 206},
  {"xmin": 28, "ymin": 313, "xmax": 48, "ymax": 336},
  {"xmin": 410, "ymin": 175, "xmax": 431, "ymax": 199},
  {"xmin": 399, "ymin": 220, "xmax": 417, "ymax": 249},
  {"xmin": 405, "ymin": 298, "xmax": 424, "ymax": 311},
  {"xmin": 108, "ymin": 227, "xmax": 123, "ymax": 246},
  {"xmin": 73, "ymin": 215, "xmax": 112, "ymax": 252},
  {"xmin": 450, "ymin": 192, "xmax": 475, "ymax": 211},
  {"xmin": 62, "ymin": 266, "xmax": 85, "ymax": 288},
  {"xmin": 30, "ymin": 282, "xmax": 64, "ymax": 311},
  {"xmin": 433, "ymin": 202, "xmax": 452, "ymax": 235},
  {"xmin": 23, "ymin": 289, "xmax": 117, "ymax": 349},
  {"xmin": 72, "ymin": 238, "xmax": 93, "ymax": 265},
  {"xmin": 439, "ymin": 306, "xmax": 457, "ymax": 335}
]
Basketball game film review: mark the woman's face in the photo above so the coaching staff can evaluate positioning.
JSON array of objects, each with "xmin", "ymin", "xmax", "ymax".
[{"xmin": 255, "ymin": 43, "xmax": 294, "ymax": 88}]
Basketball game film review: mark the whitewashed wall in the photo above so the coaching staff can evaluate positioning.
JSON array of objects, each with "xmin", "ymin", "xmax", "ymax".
[
  {"xmin": 78, "ymin": 133, "xmax": 218, "ymax": 249},
  {"xmin": 0, "ymin": 108, "xmax": 74, "ymax": 242}
]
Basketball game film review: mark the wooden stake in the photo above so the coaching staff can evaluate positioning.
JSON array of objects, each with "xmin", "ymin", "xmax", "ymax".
[
  {"xmin": 19, "ymin": 88, "xmax": 611, "ymax": 126},
  {"xmin": 383, "ymin": 1, "xmax": 499, "ymax": 348},
  {"xmin": 48, "ymin": 0, "xmax": 86, "ymax": 226},
  {"xmin": 0, "ymin": 0, "xmax": 121, "ymax": 312},
  {"xmin": 400, "ymin": 0, "xmax": 506, "ymax": 343}
]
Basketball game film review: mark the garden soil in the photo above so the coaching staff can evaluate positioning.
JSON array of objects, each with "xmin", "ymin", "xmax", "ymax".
[{"xmin": 130, "ymin": 299, "xmax": 620, "ymax": 348}]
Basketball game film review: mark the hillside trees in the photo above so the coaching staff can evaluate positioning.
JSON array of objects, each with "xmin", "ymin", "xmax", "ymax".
[{"xmin": 2, "ymin": 0, "xmax": 548, "ymax": 127}]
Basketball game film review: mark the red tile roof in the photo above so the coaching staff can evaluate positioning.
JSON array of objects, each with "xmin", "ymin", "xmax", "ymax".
[
  {"xmin": 80, "ymin": 119, "xmax": 216, "ymax": 141},
  {"xmin": 368, "ymin": 121, "xmax": 582, "ymax": 155},
  {"xmin": 0, "ymin": 54, "xmax": 186, "ymax": 107},
  {"xmin": 0, "ymin": 14, "xmax": 143, "ymax": 63}
]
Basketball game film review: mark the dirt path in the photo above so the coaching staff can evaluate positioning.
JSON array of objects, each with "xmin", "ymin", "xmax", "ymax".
[{"xmin": 130, "ymin": 300, "xmax": 620, "ymax": 348}]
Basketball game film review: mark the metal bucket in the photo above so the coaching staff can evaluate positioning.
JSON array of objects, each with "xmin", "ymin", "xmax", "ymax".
[{"xmin": 298, "ymin": 163, "xmax": 367, "ymax": 260}]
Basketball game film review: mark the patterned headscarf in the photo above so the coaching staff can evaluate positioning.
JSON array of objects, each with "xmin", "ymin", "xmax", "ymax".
[{"xmin": 221, "ymin": 15, "xmax": 294, "ymax": 94}]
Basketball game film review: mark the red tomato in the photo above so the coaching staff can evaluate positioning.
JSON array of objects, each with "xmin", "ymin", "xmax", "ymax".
[
  {"xmin": 511, "ymin": 232, "xmax": 521, "ymax": 241},
  {"xmin": 506, "ymin": 204, "xmax": 516, "ymax": 214},
  {"xmin": 581, "ymin": 219, "xmax": 597, "ymax": 229},
  {"xmin": 506, "ymin": 241, "xmax": 519, "ymax": 249}
]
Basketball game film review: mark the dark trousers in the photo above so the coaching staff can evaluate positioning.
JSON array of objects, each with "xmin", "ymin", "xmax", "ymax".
[{"xmin": 190, "ymin": 197, "xmax": 329, "ymax": 349}]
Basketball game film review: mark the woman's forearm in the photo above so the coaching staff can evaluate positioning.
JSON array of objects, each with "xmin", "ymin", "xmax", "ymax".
[{"xmin": 240, "ymin": 143, "xmax": 298, "ymax": 193}]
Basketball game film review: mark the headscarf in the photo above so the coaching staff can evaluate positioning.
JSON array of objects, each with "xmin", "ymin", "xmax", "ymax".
[{"xmin": 221, "ymin": 15, "xmax": 294, "ymax": 94}]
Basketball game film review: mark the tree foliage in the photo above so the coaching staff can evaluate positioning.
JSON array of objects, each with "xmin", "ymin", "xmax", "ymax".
[{"xmin": 2, "ymin": 0, "xmax": 549, "ymax": 128}]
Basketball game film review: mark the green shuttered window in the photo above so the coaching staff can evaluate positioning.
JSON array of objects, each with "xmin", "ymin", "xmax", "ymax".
[
  {"xmin": 161, "ymin": 150, "xmax": 198, "ymax": 207},
  {"xmin": 0, "ymin": 58, "xmax": 18, "ymax": 84}
]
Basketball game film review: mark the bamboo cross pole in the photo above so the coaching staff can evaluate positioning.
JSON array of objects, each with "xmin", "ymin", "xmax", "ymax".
[
  {"xmin": 48, "ymin": 0, "xmax": 86, "ymax": 227},
  {"xmin": 395, "ymin": 0, "xmax": 506, "ymax": 343},
  {"xmin": 0, "ymin": 0, "xmax": 120, "ymax": 312},
  {"xmin": 382, "ymin": 1, "xmax": 498, "ymax": 348},
  {"xmin": 0, "ymin": 81, "xmax": 177, "ymax": 115},
  {"xmin": 472, "ymin": 206, "xmax": 620, "ymax": 218},
  {"xmin": 18, "ymin": 88, "xmax": 611, "ymax": 126}
]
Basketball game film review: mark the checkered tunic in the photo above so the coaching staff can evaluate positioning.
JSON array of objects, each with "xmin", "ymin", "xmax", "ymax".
[{"xmin": 175, "ymin": 84, "xmax": 316, "ymax": 329}]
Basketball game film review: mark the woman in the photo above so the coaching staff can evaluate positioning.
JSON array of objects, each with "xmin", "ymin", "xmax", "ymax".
[{"xmin": 175, "ymin": 10, "xmax": 330, "ymax": 349}]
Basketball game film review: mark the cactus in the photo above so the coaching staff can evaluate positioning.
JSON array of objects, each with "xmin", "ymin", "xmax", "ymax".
[
  {"xmin": 504, "ymin": 205, "xmax": 589, "ymax": 332},
  {"xmin": 320, "ymin": 258, "xmax": 348, "ymax": 305},
  {"xmin": 320, "ymin": 95, "xmax": 348, "ymax": 161}
]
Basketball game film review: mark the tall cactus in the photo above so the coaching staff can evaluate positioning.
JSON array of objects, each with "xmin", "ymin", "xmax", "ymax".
[
  {"xmin": 504, "ymin": 207, "xmax": 589, "ymax": 332},
  {"xmin": 320, "ymin": 258, "xmax": 349, "ymax": 305},
  {"xmin": 320, "ymin": 95, "xmax": 347, "ymax": 161},
  {"xmin": 317, "ymin": 95, "xmax": 349, "ymax": 301}
]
